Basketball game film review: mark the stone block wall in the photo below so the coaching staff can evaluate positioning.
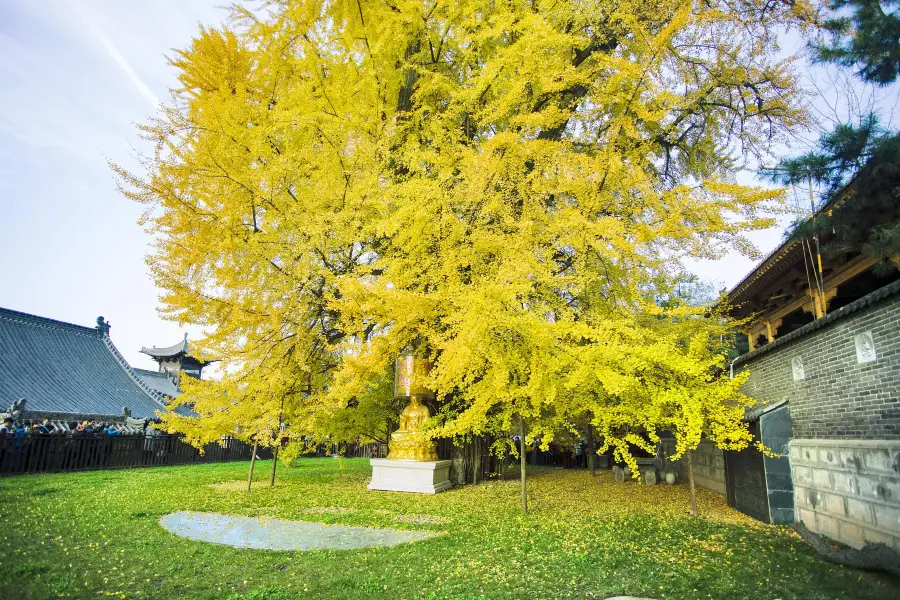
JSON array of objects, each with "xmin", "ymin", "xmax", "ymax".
[
  {"xmin": 659, "ymin": 440, "xmax": 725, "ymax": 495},
  {"xmin": 791, "ymin": 439, "xmax": 900, "ymax": 552}
]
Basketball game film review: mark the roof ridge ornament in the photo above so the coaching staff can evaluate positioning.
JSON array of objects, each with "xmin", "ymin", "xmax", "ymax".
[{"xmin": 96, "ymin": 316, "xmax": 111, "ymax": 337}]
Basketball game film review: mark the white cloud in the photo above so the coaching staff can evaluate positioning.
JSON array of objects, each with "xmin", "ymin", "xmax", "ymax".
[{"xmin": 71, "ymin": 1, "xmax": 161, "ymax": 109}]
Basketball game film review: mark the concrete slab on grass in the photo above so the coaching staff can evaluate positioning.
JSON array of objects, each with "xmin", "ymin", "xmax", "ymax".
[{"xmin": 160, "ymin": 511, "xmax": 437, "ymax": 551}]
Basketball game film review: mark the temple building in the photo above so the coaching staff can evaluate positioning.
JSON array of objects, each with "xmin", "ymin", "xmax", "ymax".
[
  {"xmin": 0, "ymin": 308, "xmax": 191, "ymax": 422},
  {"xmin": 659, "ymin": 175, "xmax": 899, "ymax": 553},
  {"xmin": 132, "ymin": 368, "xmax": 181, "ymax": 400},
  {"xmin": 719, "ymin": 178, "xmax": 900, "ymax": 552},
  {"xmin": 727, "ymin": 196, "xmax": 900, "ymax": 352}
]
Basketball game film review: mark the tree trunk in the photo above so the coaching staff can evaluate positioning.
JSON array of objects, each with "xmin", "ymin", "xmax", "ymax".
[
  {"xmin": 687, "ymin": 450, "xmax": 699, "ymax": 516},
  {"xmin": 793, "ymin": 521, "xmax": 900, "ymax": 577},
  {"xmin": 271, "ymin": 397, "xmax": 284, "ymax": 487},
  {"xmin": 270, "ymin": 444, "xmax": 279, "ymax": 487},
  {"xmin": 586, "ymin": 423, "xmax": 595, "ymax": 477},
  {"xmin": 247, "ymin": 440, "xmax": 259, "ymax": 492},
  {"xmin": 473, "ymin": 438, "xmax": 480, "ymax": 485},
  {"xmin": 519, "ymin": 415, "xmax": 528, "ymax": 513}
]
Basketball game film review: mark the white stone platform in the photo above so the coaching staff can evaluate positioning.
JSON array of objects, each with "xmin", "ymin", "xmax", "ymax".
[{"xmin": 369, "ymin": 459, "xmax": 452, "ymax": 494}]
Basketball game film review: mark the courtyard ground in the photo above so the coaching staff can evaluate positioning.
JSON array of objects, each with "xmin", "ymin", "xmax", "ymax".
[{"xmin": 0, "ymin": 458, "xmax": 896, "ymax": 599}]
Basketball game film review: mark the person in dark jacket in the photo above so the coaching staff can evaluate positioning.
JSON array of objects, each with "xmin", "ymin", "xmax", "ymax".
[
  {"xmin": 0, "ymin": 417, "xmax": 12, "ymax": 470},
  {"xmin": 12, "ymin": 422, "xmax": 28, "ymax": 454},
  {"xmin": 0, "ymin": 417, "xmax": 12, "ymax": 438}
]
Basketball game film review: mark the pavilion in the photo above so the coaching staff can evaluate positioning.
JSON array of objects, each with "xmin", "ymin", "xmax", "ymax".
[{"xmin": 140, "ymin": 333, "xmax": 214, "ymax": 385}]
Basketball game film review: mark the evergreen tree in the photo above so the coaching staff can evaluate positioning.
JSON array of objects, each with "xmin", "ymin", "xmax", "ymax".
[
  {"xmin": 766, "ymin": 118, "xmax": 899, "ymax": 269},
  {"xmin": 811, "ymin": 0, "xmax": 900, "ymax": 85},
  {"xmin": 766, "ymin": 0, "xmax": 900, "ymax": 270}
]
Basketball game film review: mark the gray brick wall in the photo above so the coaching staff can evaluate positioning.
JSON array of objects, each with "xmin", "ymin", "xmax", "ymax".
[
  {"xmin": 731, "ymin": 285, "xmax": 900, "ymax": 545},
  {"xmin": 736, "ymin": 293, "xmax": 900, "ymax": 439},
  {"xmin": 659, "ymin": 440, "xmax": 725, "ymax": 494}
]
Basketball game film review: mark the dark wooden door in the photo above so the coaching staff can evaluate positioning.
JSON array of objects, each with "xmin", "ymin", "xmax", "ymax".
[{"xmin": 724, "ymin": 421, "xmax": 769, "ymax": 522}]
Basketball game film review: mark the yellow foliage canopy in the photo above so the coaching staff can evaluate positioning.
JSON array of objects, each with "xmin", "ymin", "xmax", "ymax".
[{"xmin": 116, "ymin": 0, "xmax": 808, "ymax": 463}]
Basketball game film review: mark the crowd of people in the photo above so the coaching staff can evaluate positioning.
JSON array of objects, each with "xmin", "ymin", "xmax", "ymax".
[
  {"xmin": 0, "ymin": 417, "xmax": 150, "ymax": 440},
  {"xmin": 0, "ymin": 406, "xmax": 257, "ymax": 474}
]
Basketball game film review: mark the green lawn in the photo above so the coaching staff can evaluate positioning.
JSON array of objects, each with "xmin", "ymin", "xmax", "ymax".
[{"xmin": 0, "ymin": 458, "xmax": 895, "ymax": 600}]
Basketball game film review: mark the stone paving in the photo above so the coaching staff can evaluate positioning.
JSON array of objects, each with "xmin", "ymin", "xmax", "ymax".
[{"xmin": 159, "ymin": 511, "xmax": 437, "ymax": 551}]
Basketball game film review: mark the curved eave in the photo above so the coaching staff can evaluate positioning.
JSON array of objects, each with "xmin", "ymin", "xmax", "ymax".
[
  {"xmin": 727, "ymin": 239, "xmax": 803, "ymax": 308},
  {"xmin": 140, "ymin": 343, "xmax": 188, "ymax": 359}
]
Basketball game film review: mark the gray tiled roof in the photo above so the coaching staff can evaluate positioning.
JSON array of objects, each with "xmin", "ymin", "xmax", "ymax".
[
  {"xmin": 133, "ymin": 368, "xmax": 182, "ymax": 398},
  {"xmin": 0, "ymin": 307, "xmax": 189, "ymax": 419}
]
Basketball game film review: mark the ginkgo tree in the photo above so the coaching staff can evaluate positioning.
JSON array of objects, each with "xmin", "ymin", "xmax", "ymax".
[
  {"xmin": 118, "ymin": 0, "xmax": 809, "ymax": 508},
  {"xmin": 563, "ymin": 301, "xmax": 759, "ymax": 515},
  {"xmin": 159, "ymin": 362, "xmax": 296, "ymax": 489}
]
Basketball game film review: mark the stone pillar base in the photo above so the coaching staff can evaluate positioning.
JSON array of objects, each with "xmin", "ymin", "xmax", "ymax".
[{"xmin": 368, "ymin": 459, "xmax": 452, "ymax": 494}]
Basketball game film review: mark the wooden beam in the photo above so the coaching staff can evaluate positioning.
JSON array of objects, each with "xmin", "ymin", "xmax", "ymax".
[
  {"xmin": 757, "ymin": 254, "xmax": 877, "ymax": 324},
  {"xmin": 823, "ymin": 255, "xmax": 879, "ymax": 294},
  {"xmin": 748, "ymin": 322, "xmax": 766, "ymax": 339},
  {"xmin": 764, "ymin": 318, "xmax": 782, "ymax": 343},
  {"xmin": 803, "ymin": 288, "xmax": 824, "ymax": 318}
]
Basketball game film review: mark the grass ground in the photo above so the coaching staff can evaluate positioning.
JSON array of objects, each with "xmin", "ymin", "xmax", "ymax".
[{"xmin": 0, "ymin": 458, "xmax": 896, "ymax": 600}]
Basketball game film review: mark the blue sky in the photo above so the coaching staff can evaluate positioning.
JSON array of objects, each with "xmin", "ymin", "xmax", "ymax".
[
  {"xmin": 0, "ymin": 2, "xmax": 896, "ymax": 370},
  {"xmin": 0, "ymin": 0, "xmax": 226, "ymax": 369}
]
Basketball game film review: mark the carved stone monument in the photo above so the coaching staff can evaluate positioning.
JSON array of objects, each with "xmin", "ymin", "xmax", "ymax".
[
  {"xmin": 791, "ymin": 356, "xmax": 805, "ymax": 381},
  {"xmin": 854, "ymin": 331, "xmax": 877, "ymax": 364},
  {"xmin": 368, "ymin": 355, "xmax": 452, "ymax": 494}
]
